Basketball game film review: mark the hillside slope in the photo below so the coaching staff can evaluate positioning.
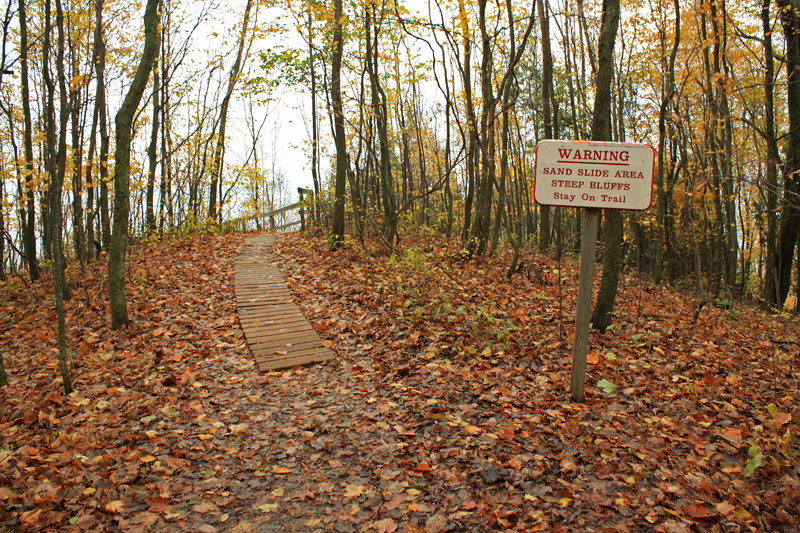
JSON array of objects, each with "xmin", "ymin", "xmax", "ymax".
[{"xmin": 0, "ymin": 231, "xmax": 797, "ymax": 531}]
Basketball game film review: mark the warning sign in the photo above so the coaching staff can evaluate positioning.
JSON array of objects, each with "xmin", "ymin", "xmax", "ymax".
[{"xmin": 534, "ymin": 140, "xmax": 656, "ymax": 211}]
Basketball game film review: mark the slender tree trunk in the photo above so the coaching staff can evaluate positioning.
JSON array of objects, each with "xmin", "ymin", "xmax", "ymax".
[
  {"xmin": 17, "ymin": 0, "xmax": 39, "ymax": 281},
  {"xmin": 85, "ymin": 97, "xmax": 99, "ymax": 259},
  {"xmin": 108, "ymin": 0, "xmax": 161, "ymax": 329},
  {"xmin": 44, "ymin": 0, "xmax": 73, "ymax": 394},
  {"xmin": 0, "ymin": 166, "xmax": 4, "ymax": 281},
  {"xmin": 713, "ymin": 0, "xmax": 738, "ymax": 291},
  {"xmin": 69, "ymin": 34, "xmax": 85, "ymax": 264},
  {"xmin": 330, "ymin": 0, "xmax": 347, "ymax": 247},
  {"xmin": 0, "ymin": 346, "xmax": 6, "ymax": 387},
  {"xmin": 146, "ymin": 51, "xmax": 160, "ymax": 234},
  {"xmin": 365, "ymin": 3, "xmax": 397, "ymax": 250},
  {"xmin": 654, "ymin": 0, "xmax": 680, "ymax": 283},
  {"xmin": 589, "ymin": 0, "xmax": 622, "ymax": 331},
  {"xmin": 308, "ymin": 5, "xmax": 320, "ymax": 222},
  {"xmin": 774, "ymin": 0, "xmax": 800, "ymax": 307},
  {"xmin": 93, "ymin": 0, "xmax": 111, "ymax": 255},
  {"xmin": 208, "ymin": 0, "xmax": 253, "ymax": 224},
  {"xmin": 458, "ymin": 0, "xmax": 476, "ymax": 243},
  {"xmin": 537, "ymin": 0, "xmax": 554, "ymax": 252},
  {"xmin": 762, "ymin": 0, "xmax": 779, "ymax": 305}
]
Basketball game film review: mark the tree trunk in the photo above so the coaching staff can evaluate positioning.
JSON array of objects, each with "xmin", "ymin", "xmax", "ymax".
[
  {"xmin": 44, "ymin": 0, "xmax": 73, "ymax": 394},
  {"xmin": 537, "ymin": 0, "xmax": 554, "ymax": 252},
  {"xmin": 85, "ymin": 81, "xmax": 100, "ymax": 259},
  {"xmin": 69, "ymin": 32, "xmax": 85, "ymax": 265},
  {"xmin": 654, "ymin": 0, "xmax": 680, "ymax": 283},
  {"xmin": 208, "ymin": 0, "xmax": 253, "ymax": 224},
  {"xmin": 774, "ymin": 0, "xmax": 800, "ymax": 307},
  {"xmin": 589, "ymin": 0, "xmax": 622, "ymax": 332},
  {"xmin": 458, "ymin": 0, "xmax": 476, "ymax": 243},
  {"xmin": 108, "ymin": 0, "xmax": 161, "ymax": 329},
  {"xmin": 17, "ymin": 0, "xmax": 39, "ymax": 281},
  {"xmin": 762, "ymin": 0, "xmax": 780, "ymax": 306},
  {"xmin": 0, "ymin": 347, "xmax": 6, "ymax": 387},
  {"xmin": 93, "ymin": 0, "xmax": 111, "ymax": 255},
  {"xmin": 146, "ymin": 52, "xmax": 160, "ymax": 234},
  {"xmin": 308, "ymin": 5, "xmax": 320, "ymax": 222},
  {"xmin": 330, "ymin": 0, "xmax": 348, "ymax": 247},
  {"xmin": 365, "ymin": 2, "xmax": 397, "ymax": 250}
]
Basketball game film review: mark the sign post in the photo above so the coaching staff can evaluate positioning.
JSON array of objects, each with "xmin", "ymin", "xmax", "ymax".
[{"xmin": 534, "ymin": 140, "xmax": 655, "ymax": 402}]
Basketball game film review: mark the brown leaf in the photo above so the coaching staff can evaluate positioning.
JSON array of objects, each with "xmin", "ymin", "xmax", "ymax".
[
  {"xmin": 344, "ymin": 484, "xmax": 365, "ymax": 498},
  {"xmin": 146, "ymin": 495, "xmax": 170, "ymax": 514},
  {"xmin": 374, "ymin": 518, "xmax": 398, "ymax": 533},
  {"xmin": 105, "ymin": 500, "xmax": 125, "ymax": 513},
  {"xmin": 721, "ymin": 427, "xmax": 742, "ymax": 444},
  {"xmin": 773, "ymin": 411, "xmax": 792, "ymax": 426},
  {"xmin": 684, "ymin": 504, "xmax": 716, "ymax": 520},
  {"xmin": 192, "ymin": 501, "xmax": 217, "ymax": 514}
]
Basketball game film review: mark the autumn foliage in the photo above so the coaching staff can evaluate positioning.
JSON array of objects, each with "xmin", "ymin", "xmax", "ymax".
[{"xmin": 1, "ymin": 231, "xmax": 799, "ymax": 531}]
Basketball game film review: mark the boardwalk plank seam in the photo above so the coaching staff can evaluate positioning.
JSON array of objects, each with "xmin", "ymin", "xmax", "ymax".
[{"xmin": 234, "ymin": 233, "xmax": 333, "ymax": 371}]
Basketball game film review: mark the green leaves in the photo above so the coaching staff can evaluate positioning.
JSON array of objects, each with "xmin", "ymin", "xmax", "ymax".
[
  {"xmin": 743, "ymin": 445, "xmax": 763, "ymax": 478},
  {"xmin": 596, "ymin": 378, "xmax": 617, "ymax": 394}
]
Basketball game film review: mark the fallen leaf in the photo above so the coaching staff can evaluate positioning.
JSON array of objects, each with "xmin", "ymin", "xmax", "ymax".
[
  {"xmin": 105, "ymin": 500, "xmax": 124, "ymax": 513},
  {"xmin": 721, "ymin": 427, "xmax": 742, "ymax": 444},
  {"xmin": 374, "ymin": 518, "xmax": 398, "ymax": 532},
  {"xmin": 192, "ymin": 501, "xmax": 217, "ymax": 514},
  {"xmin": 684, "ymin": 503, "xmax": 715, "ymax": 520},
  {"xmin": 344, "ymin": 484, "xmax": 365, "ymax": 498},
  {"xmin": 146, "ymin": 496, "xmax": 170, "ymax": 513}
]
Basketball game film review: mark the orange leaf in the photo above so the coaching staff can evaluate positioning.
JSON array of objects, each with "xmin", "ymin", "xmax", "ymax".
[
  {"xmin": 344, "ymin": 484, "xmax": 365, "ymax": 498},
  {"xmin": 721, "ymin": 427, "xmax": 742, "ymax": 444},
  {"xmin": 774, "ymin": 412, "xmax": 792, "ymax": 426},
  {"xmin": 684, "ymin": 503, "xmax": 715, "ymax": 520},
  {"xmin": 374, "ymin": 518, "xmax": 398, "ymax": 533},
  {"xmin": 105, "ymin": 500, "xmax": 125, "ymax": 513}
]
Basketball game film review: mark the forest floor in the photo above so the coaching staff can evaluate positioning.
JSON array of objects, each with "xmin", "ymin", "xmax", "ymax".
[{"xmin": 1, "ymin": 230, "xmax": 799, "ymax": 532}]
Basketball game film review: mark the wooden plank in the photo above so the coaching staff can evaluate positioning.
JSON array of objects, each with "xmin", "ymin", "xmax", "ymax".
[
  {"xmin": 238, "ymin": 310, "xmax": 307, "ymax": 322},
  {"xmin": 254, "ymin": 346, "xmax": 331, "ymax": 363},
  {"xmin": 256, "ymin": 352, "xmax": 330, "ymax": 372},
  {"xmin": 248, "ymin": 332, "xmax": 322, "ymax": 347},
  {"xmin": 241, "ymin": 318, "xmax": 314, "ymax": 333},
  {"xmin": 234, "ymin": 232, "xmax": 334, "ymax": 372},
  {"xmin": 238, "ymin": 317, "xmax": 308, "ymax": 328}
]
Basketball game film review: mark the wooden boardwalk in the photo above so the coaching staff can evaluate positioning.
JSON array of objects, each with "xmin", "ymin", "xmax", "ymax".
[{"xmin": 234, "ymin": 233, "xmax": 333, "ymax": 371}]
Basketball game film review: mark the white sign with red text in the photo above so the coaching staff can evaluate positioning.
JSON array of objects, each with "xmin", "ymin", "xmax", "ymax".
[{"xmin": 534, "ymin": 140, "xmax": 656, "ymax": 211}]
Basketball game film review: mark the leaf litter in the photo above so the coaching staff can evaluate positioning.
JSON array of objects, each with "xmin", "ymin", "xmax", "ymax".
[{"xmin": 0, "ymin": 231, "xmax": 798, "ymax": 531}]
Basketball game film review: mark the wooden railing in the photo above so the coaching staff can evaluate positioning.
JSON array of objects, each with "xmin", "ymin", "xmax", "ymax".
[{"xmin": 226, "ymin": 188, "xmax": 314, "ymax": 233}]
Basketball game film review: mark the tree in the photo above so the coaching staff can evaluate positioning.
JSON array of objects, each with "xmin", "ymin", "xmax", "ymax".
[
  {"xmin": 208, "ymin": 0, "xmax": 254, "ymax": 224},
  {"xmin": 330, "ymin": 0, "xmax": 347, "ymax": 248},
  {"xmin": 108, "ymin": 0, "xmax": 161, "ymax": 329},
  {"xmin": 43, "ymin": 0, "xmax": 73, "ymax": 394},
  {"xmin": 17, "ymin": 0, "xmax": 39, "ymax": 281},
  {"xmin": 537, "ymin": 0, "xmax": 554, "ymax": 252},
  {"xmin": 762, "ymin": 0, "xmax": 779, "ymax": 305},
  {"xmin": 589, "ymin": 0, "xmax": 621, "ymax": 332}
]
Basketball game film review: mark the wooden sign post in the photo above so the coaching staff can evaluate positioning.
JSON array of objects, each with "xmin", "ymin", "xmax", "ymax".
[{"xmin": 534, "ymin": 140, "xmax": 655, "ymax": 402}]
